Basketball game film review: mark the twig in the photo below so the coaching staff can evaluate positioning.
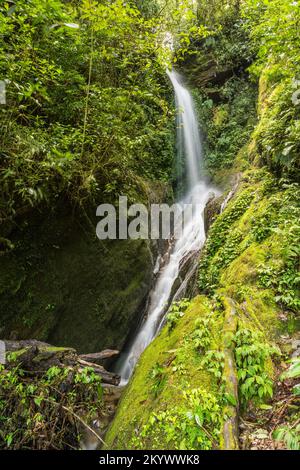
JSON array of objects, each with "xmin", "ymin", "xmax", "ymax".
[
  {"xmin": 33, "ymin": 395, "xmax": 106, "ymax": 447},
  {"xmin": 60, "ymin": 404, "xmax": 106, "ymax": 446}
]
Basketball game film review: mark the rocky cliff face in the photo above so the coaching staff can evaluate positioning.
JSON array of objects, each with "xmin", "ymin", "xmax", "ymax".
[{"xmin": 0, "ymin": 199, "xmax": 154, "ymax": 353}]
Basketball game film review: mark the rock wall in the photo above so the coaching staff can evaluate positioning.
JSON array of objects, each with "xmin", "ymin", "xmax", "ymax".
[{"xmin": 0, "ymin": 200, "xmax": 154, "ymax": 353}]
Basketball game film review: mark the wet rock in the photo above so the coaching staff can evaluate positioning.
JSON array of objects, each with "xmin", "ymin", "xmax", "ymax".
[
  {"xmin": 0, "ymin": 201, "xmax": 154, "ymax": 354},
  {"xmin": 170, "ymin": 250, "xmax": 199, "ymax": 302},
  {"xmin": 204, "ymin": 193, "xmax": 223, "ymax": 235},
  {"xmin": 79, "ymin": 349, "xmax": 119, "ymax": 365}
]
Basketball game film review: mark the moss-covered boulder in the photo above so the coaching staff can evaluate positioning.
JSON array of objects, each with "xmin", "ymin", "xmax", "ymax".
[{"xmin": 105, "ymin": 295, "xmax": 224, "ymax": 450}]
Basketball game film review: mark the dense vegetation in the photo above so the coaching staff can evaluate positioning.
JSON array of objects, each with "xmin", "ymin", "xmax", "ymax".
[
  {"xmin": 0, "ymin": 0, "xmax": 179, "ymax": 351},
  {"xmin": 0, "ymin": 0, "xmax": 175, "ymax": 226},
  {"xmin": 0, "ymin": 0, "xmax": 299, "ymax": 452},
  {"xmin": 106, "ymin": 0, "xmax": 300, "ymax": 451},
  {"xmin": 0, "ymin": 360, "xmax": 103, "ymax": 449}
]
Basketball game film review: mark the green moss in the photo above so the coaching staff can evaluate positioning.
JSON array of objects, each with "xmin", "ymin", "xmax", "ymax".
[
  {"xmin": 221, "ymin": 243, "xmax": 264, "ymax": 288},
  {"xmin": 0, "ymin": 202, "xmax": 154, "ymax": 353},
  {"xmin": 106, "ymin": 166, "xmax": 299, "ymax": 448},
  {"xmin": 199, "ymin": 167, "xmax": 299, "ymax": 311},
  {"xmin": 105, "ymin": 296, "xmax": 223, "ymax": 449},
  {"xmin": 191, "ymin": 74, "xmax": 257, "ymax": 181},
  {"xmin": 239, "ymin": 288, "xmax": 279, "ymax": 336},
  {"xmin": 252, "ymin": 67, "xmax": 299, "ymax": 179},
  {"xmin": 198, "ymin": 181, "xmax": 257, "ymax": 292}
]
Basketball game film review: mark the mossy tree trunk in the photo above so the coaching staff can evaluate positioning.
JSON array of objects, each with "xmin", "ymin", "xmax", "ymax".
[{"xmin": 221, "ymin": 297, "xmax": 239, "ymax": 450}]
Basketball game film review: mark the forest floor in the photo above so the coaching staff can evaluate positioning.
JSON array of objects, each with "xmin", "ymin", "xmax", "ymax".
[{"xmin": 240, "ymin": 333, "xmax": 300, "ymax": 450}]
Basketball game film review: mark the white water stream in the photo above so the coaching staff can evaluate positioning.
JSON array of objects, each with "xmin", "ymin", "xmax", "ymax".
[{"xmin": 116, "ymin": 70, "xmax": 218, "ymax": 384}]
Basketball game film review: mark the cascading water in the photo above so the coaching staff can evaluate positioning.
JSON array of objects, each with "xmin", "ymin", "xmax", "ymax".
[
  {"xmin": 169, "ymin": 70, "xmax": 202, "ymax": 189},
  {"xmin": 116, "ymin": 70, "xmax": 218, "ymax": 384}
]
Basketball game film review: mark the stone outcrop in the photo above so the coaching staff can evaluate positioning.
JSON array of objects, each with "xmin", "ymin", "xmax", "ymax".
[{"xmin": 0, "ymin": 201, "xmax": 154, "ymax": 354}]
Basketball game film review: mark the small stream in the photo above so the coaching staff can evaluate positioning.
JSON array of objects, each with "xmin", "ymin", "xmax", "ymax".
[{"xmin": 115, "ymin": 70, "xmax": 219, "ymax": 384}]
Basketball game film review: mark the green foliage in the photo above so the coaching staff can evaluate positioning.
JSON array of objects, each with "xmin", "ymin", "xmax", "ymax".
[
  {"xmin": 191, "ymin": 317, "xmax": 213, "ymax": 351},
  {"xmin": 182, "ymin": 0, "xmax": 254, "ymax": 70},
  {"xmin": 199, "ymin": 187, "xmax": 254, "ymax": 292},
  {"xmin": 190, "ymin": 310, "xmax": 220, "ymax": 352},
  {"xmin": 253, "ymin": 78, "xmax": 300, "ymax": 179},
  {"xmin": 242, "ymin": 0, "xmax": 300, "ymax": 179},
  {"xmin": 281, "ymin": 357, "xmax": 300, "ymax": 381},
  {"xmin": 0, "ymin": 0, "xmax": 175, "ymax": 222},
  {"xmin": 200, "ymin": 350, "xmax": 225, "ymax": 380},
  {"xmin": 130, "ymin": 387, "xmax": 222, "ymax": 450},
  {"xmin": 235, "ymin": 328, "xmax": 280, "ymax": 406},
  {"xmin": 0, "ymin": 363, "xmax": 103, "ymax": 449},
  {"xmin": 134, "ymin": 0, "xmax": 160, "ymax": 19},
  {"xmin": 166, "ymin": 298, "xmax": 190, "ymax": 331},
  {"xmin": 196, "ymin": 80, "xmax": 257, "ymax": 176},
  {"xmin": 257, "ymin": 186, "xmax": 300, "ymax": 312},
  {"xmin": 272, "ymin": 356, "xmax": 300, "ymax": 450},
  {"xmin": 148, "ymin": 362, "xmax": 166, "ymax": 398},
  {"xmin": 250, "ymin": 204, "xmax": 279, "ymax": 243},
  {"xmin": 187, "ymin": 309, "xmax": 225, "ymax": 381},
  {"xmin": 242, "ymin": 0, "xmax": 300, "ymax": 79},
  {"xmin": 273, "ymin": 424, "xmax": 300, "ymax": 451}
]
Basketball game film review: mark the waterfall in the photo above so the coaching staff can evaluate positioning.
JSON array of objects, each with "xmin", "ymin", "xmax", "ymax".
[
  {"xmin": 168, "ymin": 70, "xmax": 202, "ymax": 189},
  {"xmin": 115, "ymin": 70, "xmax": 218, "ymax": 384}
]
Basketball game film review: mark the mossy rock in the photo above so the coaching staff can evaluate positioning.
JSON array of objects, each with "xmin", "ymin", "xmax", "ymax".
[
  {"xmin": 0, "ymin": 200, "xmax": 154, "ymax": 353},
  {"xmin": 105, "ymin": 296, "xmax": 222, "ymax": 449}
]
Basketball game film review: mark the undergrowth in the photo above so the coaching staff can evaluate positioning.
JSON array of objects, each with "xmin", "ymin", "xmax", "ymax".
[
  {"xmin": 130, "ymin": 387, "xmax": 222, "ymax": 450},
  {"xmin": 0, "ymin": 363, "xmax": 103, "ymax": 450}
]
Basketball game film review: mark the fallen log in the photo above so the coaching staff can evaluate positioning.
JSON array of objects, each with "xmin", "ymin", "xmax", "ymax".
[
  {"xmin": 220, "ymin": 297, "xmax": 239, "ymax": 450},
  {"xmin": 79, "ymin": 349, "xmax": 119, "ymax": 365},
  {"xmin": 1, "ymin": 340, "xmax": 120, "ymax": 386},
  {"xmin": 4, "ymin": 339, "xmax": 51, "ymax": 352}
]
